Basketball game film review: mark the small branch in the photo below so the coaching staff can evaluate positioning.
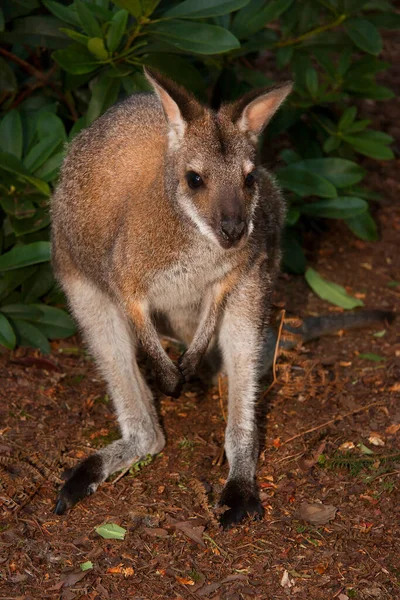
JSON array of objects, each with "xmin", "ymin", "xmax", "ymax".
[
  {"xmin": 281, "ymin": 400, "xmax": 385, "ymax": 446},
  {"xmin": 262, "ymin": 309, "xmax": 286, "ymax": 399},
  {"xmin": 0, "ymin": 47, "xmax": 43, "ymax": 79},
  {"xmin": 274, "ymin": 14, "xmax": 347, "ymax": 49}
]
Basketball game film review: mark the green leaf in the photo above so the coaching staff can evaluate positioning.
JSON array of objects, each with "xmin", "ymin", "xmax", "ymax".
[
  {"xmin": 387, "ymin": 281, "xmax": 399, "ymax": 288},
  {"xmin": 232, "ymin": 0, "xmax": 293, "ymax": 38},
  {"xmin": 359, "ymin": 353, "xmax": 386, "ymax": 362},
  {"xmin": 75, "ymin": 0, "xmax": 103, "ymax": 37},
  {"xmin": 80, "ymin": 561, "xmax": 93, "ymax": 571},
  {"xmin": 0, "ymin": 313, "xmax": 16, "ymax": 350},
  {"xmin": 1, "ymin": 15, "xmax": 69, "ymax": 50},
  {"xmin": 0, "ymin": 110, "xmax": 23, "ymax": 159},
  {"xmin": 1, "ymin": 303, "xmax": 42, "ymax": 320},
  {"xmin": 11, "ymin": 319, "xmax": 51, "ymax": 354},
  {"xmin": 305, "ymin": 67, "xmax": 318, "ymax": 97},
  {"xmin": 300, "ymin": 197, "xmax": 368, "ymax": 219},
  {"xmin": 301, "ymin": 159, "xmax": 366, "ymax": 188},
  {"xmin": 373, "ymin": 330, "xmax": 386, "ymax": 338},
  {"xmin": 95, "ymin": 523, "xmax": 126, "ymax": 540},
  {"xmin": 36, "ymin": 112, "xmax": 67, "ymax": 142},
  {"xmin": 345, "ymin": 211, "xmax": 378, "ymax": 241},
  {"xmin": 42, "ymin": 0, "xmax": 80, "ymax": 27},
  {"xmin": 305, "ymin": 268, "xmax": 364, "ymax": 309},
  {"xmin": 339, "ymin": 107, "xmax": 357, "ymax": 131},
  {"xmin": 343, "ymin": 134, "xmax": 394, "ymax": 160},
  {"xmin": 149, "ymin": 20, "xmax": 240, "ymax": 54},
  {"xmin": 282, "ymin": 228, "xmax": 306, "ymax": 274},
  {"xmin": 106, "ymin": 9, "xmax": 128, "ymax": 53},
  {"xmin": 24, "ymin": 136, "xmax": 62, "ymax": 173},
  {"xmin": 22, "ymin": 263, "xmax": 55, "ymax": 303},
  {"xmin": 0, "ymin": 267, "xmax": 36, "ymax": 302},
  {"xmin": 87, "ymin": 37, "xmax": 109, "ymax": 60},
  {"xmin": 87, "ymin": 74, "xmax": 121, "ymax": 125},
  {"xmin": 276, "ymin": 165, "xmax": 337, "ymax": 198},
  {"xmin": 357, "ymin": 442, "xmax": 374, "ymax": 454},
  {"xmin": 367, "ymin": 12, "xmax": 400, "ymax": 30},
  {"xmin": 141, "ymin": 0, "xmax": 161, "ymax": 16},
  {"xmin": 164, "ymin": 0, "xmax": 250, "ymax": 19},
  {"xmin": 0, "ymin": 151, "xmax": 50, "ymax": 196},
  {"xmin": 53, "ymin": 44, "xmax": 99, "ymax": 75},
  {"xmin": 60, "ymin": 27, "xmax": 90, "ymax": 44},
  {"xmin": 344, "ymin": 17, "xmax": 382, "ymax": 55},
  {"xmin": 35, "ymin": 151, "xmax": 64, "ymax": 182},
  {"xmin": 31, "ymin": 304, "xmax": 76, "ymax": 339},
  {"xmin": 10, "ymin": 208, "xmax": 50, "ymax": 237},
  {"xmin": 0, "ymin": 242, "xmax": 51, "ymax": 271},
  {"xmin": 112, "ymin": 0, "xmax": 142, "ymax": 18}
]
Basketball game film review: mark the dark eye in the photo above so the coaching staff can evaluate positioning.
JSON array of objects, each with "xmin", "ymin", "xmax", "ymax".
[
  {"xmin": 186, "ymin": 171, "xmax": 203, "ymax": 189},
  {"xmin": 245, "ymin": 171, "xmax": 256, "ymax": 188}
]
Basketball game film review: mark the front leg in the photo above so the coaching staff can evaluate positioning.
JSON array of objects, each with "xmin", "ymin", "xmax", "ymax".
[
  {"xmin": 128, "ymin": 300, "xmax": 184, "ymax": 397},
  {"xmin": 179, "ymin": 272, "xmax": 239, "ymax": 380},
  {"xmin": 217, "ymin": 265, "xmax": 271, "ymax": 528}
]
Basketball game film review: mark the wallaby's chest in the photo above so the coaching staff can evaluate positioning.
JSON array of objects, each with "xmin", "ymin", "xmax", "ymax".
[{"xmin": 148, "ymin": 244, "xmax": 235, "ymax": 312}]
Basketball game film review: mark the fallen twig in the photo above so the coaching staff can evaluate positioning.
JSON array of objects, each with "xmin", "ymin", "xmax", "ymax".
[
  {"xmin": 262, "ymin": 309, "xmax": 286, "ymax": 398},
  {"xmin": 281, "ymin": 400, "xmax": 385, "ymax": 446}
]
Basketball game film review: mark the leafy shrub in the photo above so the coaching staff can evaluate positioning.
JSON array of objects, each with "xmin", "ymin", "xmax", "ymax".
[{"xmin": 0, "ymin": 0, "xmax": 398, "ymax": 351}]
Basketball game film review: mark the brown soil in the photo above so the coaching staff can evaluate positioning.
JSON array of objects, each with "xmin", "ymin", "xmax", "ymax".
[{"xmin": 1, "ymin": 34, "xmax": 399, "ymax": 600}]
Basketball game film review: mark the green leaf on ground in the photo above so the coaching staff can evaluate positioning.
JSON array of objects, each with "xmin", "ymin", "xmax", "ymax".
[
  {"xmin": 305, "ymin": 268, "xmax": 364, "ymax": 309},
  {"xmin": 358, "ymin": 352, "xmax": 386, "ymax": 362},
  {"xmin": 80, "ymin": 561, "xmax": 93, "ymax": 571},
  {"xmin": 95, "ymin": 523, "xmax": 126, "ymax": 540}
]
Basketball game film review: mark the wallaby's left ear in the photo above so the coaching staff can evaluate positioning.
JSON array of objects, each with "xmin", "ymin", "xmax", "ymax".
[{"xmin": 222, "ymin": 82, "xmax": 293, "ymax": 138}]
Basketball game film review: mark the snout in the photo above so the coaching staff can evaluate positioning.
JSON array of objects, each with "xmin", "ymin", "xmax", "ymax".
[{"xmin": 218, "ymin": 216, "xmax": 247, "ymax": 249}]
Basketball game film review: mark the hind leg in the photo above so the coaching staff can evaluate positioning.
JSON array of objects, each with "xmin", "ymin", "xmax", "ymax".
[{"xmin": 55, "ymin": 274, "xmax": 165, "ymax": 514}]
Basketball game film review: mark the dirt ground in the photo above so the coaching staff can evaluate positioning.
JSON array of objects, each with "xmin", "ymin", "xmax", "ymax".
[{"xmin": 1, "ymin": 35, "xmax": 399, "ymax": 600}]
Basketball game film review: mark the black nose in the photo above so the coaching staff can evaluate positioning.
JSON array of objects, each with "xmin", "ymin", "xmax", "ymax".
[{"xmin": 220, "ymin": 217, "xmax": 246, "ymax": 243}]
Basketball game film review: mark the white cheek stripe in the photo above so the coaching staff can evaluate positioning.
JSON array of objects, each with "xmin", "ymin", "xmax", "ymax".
[{"xmin": 178, "ymin": 194, "xmax": 220, "ymax": 246}]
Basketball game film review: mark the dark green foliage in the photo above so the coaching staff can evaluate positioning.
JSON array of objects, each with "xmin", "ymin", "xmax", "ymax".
[{"xmin": 0, "ymin": 0, "xmax": 397, "ymax": 350}]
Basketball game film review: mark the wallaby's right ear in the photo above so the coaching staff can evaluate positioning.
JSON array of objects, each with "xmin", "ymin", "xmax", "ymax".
[{"xmin": 144, "ymin": 68, "xmax": 203, "ymax": 146}]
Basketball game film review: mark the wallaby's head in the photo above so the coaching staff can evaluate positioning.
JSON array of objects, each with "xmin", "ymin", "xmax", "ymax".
[{"xmin": 145, "ymin": 68, "xmax": 292, "ymax": 250}]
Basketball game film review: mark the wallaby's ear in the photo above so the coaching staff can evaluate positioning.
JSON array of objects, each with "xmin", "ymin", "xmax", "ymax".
[
  {"xmin": 144, "ymin": 68, "xmax": 203, "ymax": 144},
  {"xmin": 222, "ymin": 82, "xmax": 293, "ymax": 139}
]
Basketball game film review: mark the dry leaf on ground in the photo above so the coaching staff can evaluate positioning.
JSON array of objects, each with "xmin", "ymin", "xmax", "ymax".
[{"xmin": 298, "ymin": 502, "xmax": 337, "ymax": 525}]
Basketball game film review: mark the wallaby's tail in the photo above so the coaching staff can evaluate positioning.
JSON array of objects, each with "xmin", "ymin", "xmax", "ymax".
[{"xmin": 262, "ymin": 309, "xmax": 395, "ymax": 374}]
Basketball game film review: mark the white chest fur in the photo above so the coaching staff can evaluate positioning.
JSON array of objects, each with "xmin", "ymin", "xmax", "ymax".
[{"xmin": 148, "ymin": 242, "xmax": 235, "ymax": 312}]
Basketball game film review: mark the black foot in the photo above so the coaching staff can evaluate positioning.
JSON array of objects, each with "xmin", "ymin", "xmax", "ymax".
[
  {"xmin": 219, "ymin": 479, "xmax": 264, "ymax": 529},
  {"xmin": 155, "ymin": 363, "xmax": 185, "ymax": 398},
  {"xmin": 54, "ymin": 454, "xmax": 104, "ymax": 515}
]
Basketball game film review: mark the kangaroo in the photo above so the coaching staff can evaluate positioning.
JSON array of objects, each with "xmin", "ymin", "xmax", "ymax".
[{"xmin": 50, "ymin": 69, "xmax": 393, "ymax": 527}]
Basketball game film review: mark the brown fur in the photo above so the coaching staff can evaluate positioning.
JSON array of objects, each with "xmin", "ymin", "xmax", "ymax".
[{"xmin": 51, "ymin": 69, "xmax": 292, "ymax": 524}]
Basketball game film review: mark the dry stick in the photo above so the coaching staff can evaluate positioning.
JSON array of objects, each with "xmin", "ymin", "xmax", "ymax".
[
  {"xmin": 281, "ymin": 400, "xmax": 385, "ymax": 446},
  {"xmin": 262, "ymin": 309, "xmax": 286, "ymax": 399},
  {"xmin": 218, "ymin": 374, "xmax": 227, "ymax": 423},
  {"xmin": 111, "ymin": 460, "xmax": 138, "ymax": 486}
]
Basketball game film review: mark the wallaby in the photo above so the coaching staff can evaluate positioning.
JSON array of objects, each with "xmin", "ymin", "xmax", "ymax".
[{"xmin": 51, "ymin": 69, "xmax": 393, "ymax": 527}]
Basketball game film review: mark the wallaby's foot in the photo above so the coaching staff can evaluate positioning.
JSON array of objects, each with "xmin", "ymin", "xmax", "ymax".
[
  {"xmin": 154, "ymin": 360, "xmax": 185, "ymax": 398},
  {"xmin": 178, "ymin": 349, "xmax": 203, "ymax": 380},
  {"xmin": 219, "ymin": 479, "xmax": 264, "ymax": 529},
  {"xmin": 55, "ymin": 454, "xmax": 104, "ymax": 515},
  {"xmin": 55, "ymin": 431, "xmax": 166, "ymax": 515}
]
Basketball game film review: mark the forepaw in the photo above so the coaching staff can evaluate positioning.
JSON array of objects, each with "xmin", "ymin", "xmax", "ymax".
[
  {"xmin": 219, "ymin": 479, "xmax": 264, "ymax": 529},
  {"xmin": 54, "ymin": 454, "xmax": 104, "ymax": 515},
  {"xmin": 155, "ymin": 362, "xmax": 185, "ymax": 398},
  {"xmin": 178, "ymin": 349, "xmax": 202, "ymax": 380}
]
